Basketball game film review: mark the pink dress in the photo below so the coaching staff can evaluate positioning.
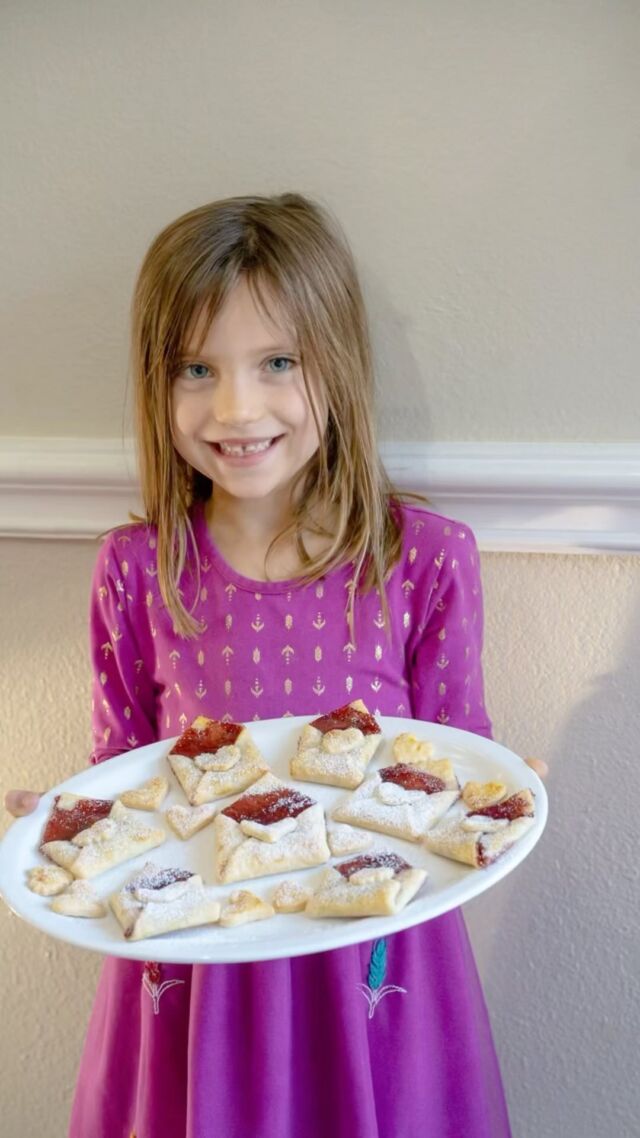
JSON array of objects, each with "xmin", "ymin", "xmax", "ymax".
[{"xmin": 69, "ymin": 502, "xmax": 510, "ymax": 1138}]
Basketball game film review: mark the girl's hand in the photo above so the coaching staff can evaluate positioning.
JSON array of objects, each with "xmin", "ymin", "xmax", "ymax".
[
  {"xmin": 4, "ymin": 790, "xmax": 41, "ymax": 817},
  {"xmin": 524, "ymin": 758, "xmax": 548, "ymax": 780}
]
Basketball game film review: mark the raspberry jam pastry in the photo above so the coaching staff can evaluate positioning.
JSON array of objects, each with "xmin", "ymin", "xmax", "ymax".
[
  {"xmin": 40, "ymin": 794, "xmax": 166, "ymax": 879},
  {"xmin": 110, "ymin": 861, "xmax": 221, "ymax": 940},
  {"xmin": 167, "ymin": 716, "xmax": 269, "ymax": 804},
  {"xmin": 290, "ymin": 699, "xmax": 382, "ymax": 789},
  {"xmin": 332, "ymin": 761, "xmax": 460, "ymax": 842},
  {"xmin": 214, "ymin": 772, "xmax": 331, "ymax": 885},
  {"xmin": 424, "ymin": 787, "xmax": 536, "ymax": 867},
  {"xmin": 306, "ymin": 851, "xmax": 427, "ymax": 918}
]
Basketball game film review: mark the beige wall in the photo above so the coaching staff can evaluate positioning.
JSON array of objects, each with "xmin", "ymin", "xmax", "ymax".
[
  {"xmin": 1, "ymin": 2, "xmax": 639, "ymax": 1136},
  {"xmin": 1, "ymin": 0, "xmax": 639, "ymax": 442}
]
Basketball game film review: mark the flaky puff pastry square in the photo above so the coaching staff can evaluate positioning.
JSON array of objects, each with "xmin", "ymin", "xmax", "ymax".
[
  {"xmin": 290, "ymin": 700, "xmax": 382, "ymax": 789},
  {"xmin": 424, "ymin": 789, "xmax": 536, "ymax": 868},
  {"xmin": 167, "ymin": 716, "xmax": 269, "ymax": 804},
  {"xmin": 214, "ymin": 773, "xmax": 330, "ymax": 885},
  {"xmin": 41, "ymin": 794, "xmax": 166, "ymax": 880},
  {"xmin": 110, "ymin": 861, "xmax": 221, "ymax": 941},
  {"xmin": 332, "ymin": 762, "xmax": 460, "ymax": 842},
  {"xmin": 306, "ymin": 852, "xmax": 427, "ymax": 918}
]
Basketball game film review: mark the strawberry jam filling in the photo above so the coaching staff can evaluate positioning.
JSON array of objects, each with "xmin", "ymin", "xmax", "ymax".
[
  {"xmin": 379, "ymin": 764, "xmax": 446, "ymax": 794},
  {"xmin": 311, "ymin": 703, "xmax": 380, "ymax": 736},
  {"xmin": 41, "ymin": 795, "xmax": 113, "ymax": 845},
  {"xmin": 473, "ymin": 790, "xmax": 534, "ymax": 821},
  {"xmin": 127, "ymin": 867, "xmax": 193, "ymax": 893},
  {"xmin": 171, "ymin": 720, "xmax": 243, "ymax": 758},
  {"xmin": 222, "ymin": 788, "xmax": 315, "ymax": 826},
  {"xmin": 337, "ymin": 852, "xmax": 410, "ymax": 880}
]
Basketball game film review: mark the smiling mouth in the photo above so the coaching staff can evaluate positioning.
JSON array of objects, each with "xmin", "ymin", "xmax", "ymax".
[{"xmin": 211, "ymin": 437, "xmax": 281, "ymax": 457}]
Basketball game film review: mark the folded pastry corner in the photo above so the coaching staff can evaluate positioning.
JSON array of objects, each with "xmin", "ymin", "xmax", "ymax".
[
  {"xmin": 332, "ymin": 762, "xmax": 460, "ymax": 842},
  {"xmin": 40, "ymin": 794, "xmax": 165, "ymax": 879},
  {"xmin": 306, "ymin": 851, "xmax": 427, "ymax": 918},
  {"xmin": 167, "ymin": 716, "xmax": 269, "ymax": 804},
  {"xmin": 110, "ymin": 861, "xmax": 221, "ymax": 940},
  {"xmin": 424, "ymin": 788, "xmax": 536, "ymax": 868},
  {"xmin": 290, "ymin": 701, "xmax": 382, "ymax": 789},
  {"xmin": 214, "ymin": 773, "xmax": 330, "ymax": 884}
]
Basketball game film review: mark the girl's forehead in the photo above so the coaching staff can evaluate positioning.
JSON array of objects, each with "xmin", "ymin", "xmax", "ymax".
[{"xmin": 185, "ymin": 276, "xmax": 299, "ymax": 354}]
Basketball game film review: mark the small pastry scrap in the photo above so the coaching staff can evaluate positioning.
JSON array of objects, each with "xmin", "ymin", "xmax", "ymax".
[
  {"xmin": 166, "ymin": 803, "xmax": 217, "ymax": 840},
  {"xmin": 214, "ymin": 772, "xmax": 330, "ymax": 884},
  {"xmin": 26, "ymin": 864, "xmax": 74, "ymax": 896},
  {"xmin": 392, "ymin": 733, "xmax": 456, "ymax": 785},
  {"xmin": 332, "ymin": 762, "xmax": 460, "ymax": 842},
  {"xmin": 110, "ymin": 861, "xmax": 221, "ymax": 941},
  {"xmin": 461, "ymin": 780, "xmax": 507, "ymax": 812},
  {"xmin": 40, "ymin": 793, "xmax": 166, "ymax": 880},
  {"xmin": 306, "ymin": 852, "xmax": 427, "ymax": 918},
  {"xmin": 326, "ymin": 820, "xmax": 373, "ymax": 858},
  {"xmin": 119, "ymin": 776, "xmax": 169, "ymax": 812},
  {"xmin": 290, "ymin": 699, "xmax": 382, "ymax": 789},
  {"xmin": 167, "ymin": 716, "xmax": 269, "ymax": 804},
  {"xmin": 219, "ymin": 890, "xmax": 275, "ymax": 928},
  {"xmin": 424, "ymin": 788, "xmax": 536, "ymax": 868},
  {"xmin": 272, "ymin": 880, "xmax": 311, "ymax": 913},
  {"xmin": 50, "ymin": 880, "xmax": 107, "ymax": 919}
]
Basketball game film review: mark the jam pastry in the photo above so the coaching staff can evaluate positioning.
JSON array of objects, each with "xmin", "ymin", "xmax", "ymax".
[
  {"xmin": 110, "ymin": 861, "xmax": 221, "ymax": 940},
  {"xmin": 167, "ymin": 716, "xmax": 269, "ymax": 804},
  {"xmin": 50, "ymin": 880, "xmax": 107, "ymax": 919},
  {"xmin": 424, "ymin": 788, "xmax": 536, "ymax": 868},
  {"xmin": 119, "ymin": 776, "xmax": 169, "ymax": 811},
  {"xmin": 332, "ymin": 762, "xmax": 460, "ymax": 842},
  {"xmin": 290, "ymin": 699, "xmax": 382, "ymax": 789},
  {"xmin": 214, "ymin": 772, "xmax": 331, "ymax": 885},
  {"xmin": 219, "ymin": 890, "xmax": 275, "ymax": 927},
  {"xmin": 306, "ymin": 852, "xmax": 427, "ymax": 918},
  {"xmin": 41, "ymin": 794, "xmax": 166, "ymax": 879}
]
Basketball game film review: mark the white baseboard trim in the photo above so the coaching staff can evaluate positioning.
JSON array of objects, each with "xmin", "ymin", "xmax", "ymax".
[{"xmin": 0, "ymin": 437, "xmax": 638, "ymax": 553}]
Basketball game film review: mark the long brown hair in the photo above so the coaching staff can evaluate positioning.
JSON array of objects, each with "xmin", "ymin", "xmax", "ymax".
[{"xmin": 131, "ymin": 192, "xmax": 404, "ymax": 637}]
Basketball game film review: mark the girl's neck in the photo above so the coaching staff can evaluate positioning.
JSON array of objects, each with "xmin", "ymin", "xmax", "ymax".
[{"xmin": 205, "ymin": 490, "xmax": 331, "ymax": 582}]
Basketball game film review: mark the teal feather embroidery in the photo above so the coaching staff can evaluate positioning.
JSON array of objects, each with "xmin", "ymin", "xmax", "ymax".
[
  {"xmin": 367, "ymin": 938, "xmax": 388, "ymax": 989},
  {"xmin": 357, "ymin": 937, "xmax": 407, "ymax": 1020}
]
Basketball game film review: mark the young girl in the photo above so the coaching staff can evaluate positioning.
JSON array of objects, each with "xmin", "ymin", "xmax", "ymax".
[{"xmin": 7, "ymin": 192, "xmax": 543, "ymax": 1138}]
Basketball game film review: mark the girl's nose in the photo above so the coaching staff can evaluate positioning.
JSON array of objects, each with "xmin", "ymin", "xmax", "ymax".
[{"xmin": 210, "ymin": 376, "xmax": 262, "ymax": 426}]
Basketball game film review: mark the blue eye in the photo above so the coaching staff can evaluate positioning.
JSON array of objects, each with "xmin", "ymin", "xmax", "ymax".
[
  {"xmin": 267, "ymin": 357, "xmax": 295, "ymax": 374},
  {"xmin": 185, "ymin": 363, "xmax": 210, "ymax": 380}
]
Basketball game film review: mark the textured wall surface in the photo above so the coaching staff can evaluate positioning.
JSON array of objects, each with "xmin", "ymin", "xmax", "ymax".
[
  {"xmin": 1, "ymin": 0, "xmax": 639, "ymax": 442},
  {"xmin": 1, "ymin": 541, "xmax": 639, "ymax": 1137}
]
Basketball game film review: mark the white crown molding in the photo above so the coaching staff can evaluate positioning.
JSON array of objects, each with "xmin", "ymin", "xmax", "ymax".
[{"xmin": 0, "ymin": 437, "xmax": 639, "ymax": 553}]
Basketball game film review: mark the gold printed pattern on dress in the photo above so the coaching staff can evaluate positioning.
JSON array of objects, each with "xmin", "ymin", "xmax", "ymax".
[
  {"xmin": 253, "ymin": 648, "xmax": 261, "ymax": 663},
  {"xmin": 282, "ymin": 645, "xmax": 294, "ymax": 664},
  {"xmin": 195, "ymin": 680, "xmax": 207, "ymax": 700},
  {"xmin": 312, "ymin": 613, "xmax": 326, "ymax": 629},
  {"xmin": 314, "ymin": 646, "xmax": 322, "ymax": 662},
  {"xmin": 312, "ymin": 677, "xmax": 326, "ymax": 695},
  {"xmin": 408, "ymin": 547, "xmax": 417, "ymax": 564},
  {"xmin": 343, "ymin": 642, "xmax": 355, "ymax": 662},
  {"xmin": 284, "ymin": 678, "xmax": 293, "ymax": 695},
  {"xmin": 222, "ymin": 646, "xmax": 234, "ymax": 663}
]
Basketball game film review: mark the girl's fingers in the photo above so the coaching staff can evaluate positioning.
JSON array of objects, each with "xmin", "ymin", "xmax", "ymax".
[
  {"xmin": 4, "ymin": 790, "xmax": 41, "ymax": 817},
  {"xmin": 524, "ymin": 757, "xmax": 548, "ymax": 781}
]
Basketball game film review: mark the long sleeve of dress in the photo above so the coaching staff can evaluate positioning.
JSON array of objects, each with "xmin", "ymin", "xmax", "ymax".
[
  {"xmin": 88, "ymin": 531, "xmax": 159, "ymax": 764},
  {"xmin": 408, "ymin": 525, "xmax": 492, "ymax": 739}
]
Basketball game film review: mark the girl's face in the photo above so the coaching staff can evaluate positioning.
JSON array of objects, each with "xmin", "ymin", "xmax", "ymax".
[{"xmin": 171, "ymin": 277, "xmax": 326, "ymax": 509}]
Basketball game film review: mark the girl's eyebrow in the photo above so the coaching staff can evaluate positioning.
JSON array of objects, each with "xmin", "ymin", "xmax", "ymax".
[{"xmin": 181, "ymin": 343, "xmax": 299, "ymax": 359}]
